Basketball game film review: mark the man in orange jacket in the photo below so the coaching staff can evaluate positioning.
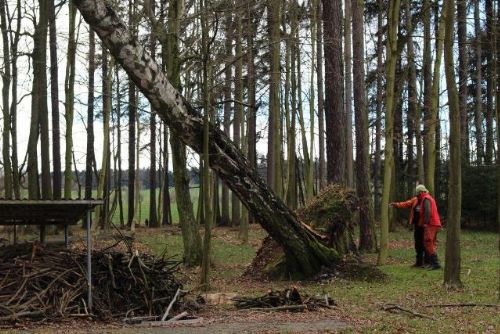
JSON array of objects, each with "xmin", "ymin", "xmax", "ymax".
[{"xmin": 390, "ymin": 184, "xmax": 442, "ymax": 270}]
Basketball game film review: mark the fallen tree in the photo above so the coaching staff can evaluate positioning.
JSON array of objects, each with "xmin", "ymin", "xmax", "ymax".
[{"xmin": 74, "ymin": 0, "xmax": 337, "ymax": 278}]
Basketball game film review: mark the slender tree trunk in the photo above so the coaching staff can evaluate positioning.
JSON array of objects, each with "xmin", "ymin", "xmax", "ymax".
[
  {"xmin": 96, "ymin": 50, "xmax": 113, "ymax": 229},
  {"xmin": 352, "ymin": 0, "xmax": 375, "ymax": 252},
  {"xmin": 423, "ymin": 0, "xmax": 432, "ymax": 185},
  {"xmin": 162, "ymin": 124, "xmax": 172, "ymax": 225},
  {"xmin": 85, "ymin": 29, "xmax": 96, "ymax": 200},
  {"xmin": 75, "ymin": 0, "xmax": 340, "ymax": 278},
  {"xmin": 267, "ymin": 0, "xmax": 282, "ymax": 196},
  {"xmin": 221, "ymin": 3, "xmax": 233, "ymax": 227},
  {"xmin": 64, "ymin": 1, "xmax": 77, "ymax": 199},
  {"xmin": 485, "ymin": 0, "xmax": 494, "ymax": 164},
  {"xmin": 406, "ymin": 0, "xmax": 417, "ymax": 194},
  {"xmin": 246, "ymin": 1, "xmax": 257, "ymax": 220},
  {"xmin": 0, "ymin": 0, "xmax": 12, "ymax": 199},
  {"xmin": 425, "ymin": 2, "xmax": 445, "ymax": 194},
  {"xmin": 116, "ymin": 66, "xmax": 125, "ymax": 227},
  {"xmin": 39, "ymin": 0, "xmax": 51, "ymax": 200},
  {"xmin": 307, "ymin": 0, "xmax": 317, "ymax": 200},
  {"xmin": 167, "ymin": 0, "xmax": 202, "ymax": 266},
  {"xmin": 377, "ymin": 0, "xmax": 401, "ymax": 265},
  {"xmin": 149, "ymin": 2, "xmax": 157, "ymax": 228},
  {"xmin": 344, "ymin": 0, "xmax": 354, "ymax": 188},
  {"xmin": 473, "ymin": 0, "xmax": 485, "ymax": 165},
  {"xmin": 286, "ymin": 0, "xmax": 298, "ymax": 210},
  {"xmin": 9, "ymin": 0, "xmax": 21, "ymax": 199},
  {"xmin": 128, "ymin": 0, "xmax": 137, "ymax": 227},
  {"xmin": 316, "ymin": 0, "xmax": 326, "ymax": 190},
  {"xmin": 374, "ymin": 0, "xmax": 383, "ymax": 220},
  {"xmin": 443, "ymin": 0, "xmax": 462, "ymax": 288},
  {"xmin": 457, "ymin": 0, "xmax": 469, "ymax": 165},
  {"xmin": 28, "ymin": 0, "xmax": 51, "ymax": 200},
  {"xmin": 232, "ymin": 11, "xmax": 242, "ymax": 227},
  {"xmin": 200, "ymin": 0, "xmax": 213, "ymax": 289},
  {"xmin": 48, "ymin": 0, "xmax": 61, "ymax": 199},
  {"xmin": 322, "ymin": 0, "xmax": 345, "ymax": 185}
]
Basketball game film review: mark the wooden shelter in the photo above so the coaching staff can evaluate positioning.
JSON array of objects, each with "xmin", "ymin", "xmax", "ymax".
[{"xmin": 0, "ymin": 199, "xmax": 103, "ymax": 310}]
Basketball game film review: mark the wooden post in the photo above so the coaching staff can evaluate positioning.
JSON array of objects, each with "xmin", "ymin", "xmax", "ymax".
[{"xmin": 86, "ymin": 210, "xmax": 92, "ymax": 310}]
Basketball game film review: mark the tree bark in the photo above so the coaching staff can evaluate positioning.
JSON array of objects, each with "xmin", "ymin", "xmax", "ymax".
[
  {"xmin": 316, "ymin": 0, "xmax": 326, "ymax": 190},
  {"xmin": 39, "ymin": 0, "xmax": 51, "ymax": 200},
  {"xmin": 422, "ymin": 0, "xmax": 432, "ymax": 187},
  {"xmin": 166, "ymin": 0, "xmax": 202, "ymax": 266},
  {"xmin": 0, "ymin": 0, "xmax": 12, "ymax": 199},
  {"xmin": 221, "ymin": 2, "xmax": 233, "ymax": 226},
  {"xmin": 267, "ymin": 0, "xmax": 282, "ymax": 197},
  {"xmin": 9, "ymin": 0, "xmax": 21, "ymax": 199},
  {"xmin": 75, "ymin": 0, "xmax": 339, "ymax": 278},
  {"xmin": 127, "ymin": 0, "xmax": 137, "ymax": 227},
  {"xmin": 233, "ymin": 10, "xmax": 242, "ymax": 226},
  {"xmin": 352, "ymin": 0, "xmax": 375, "ymax": 252},
  {"xmin": 116, "ymin": 66, "xmax": 125, "ymax": 227},
  {"xmin": 443, "ymin": 0, "xmax": 462, "ymax": 288},
  {"xmin": 484, "ymin": 0, "xmax": 494, "ymax": 165},
  {"xmin": 344, "ymin": 0, "xmax": 354, "ymax": 188},
  {"xmin": 322, "ymin": 0, "xmax": 345, "ymax": 185},
  {"xmin": 149, "ymin": 1, "xmax": 157, "ymax": 228},
  {"xmin": 64, "ymin": 1, "xmax": 77, "ymax": 199},
  {"xmin": 85, "ymin": 29, "xmax": 96, "ymax": 200},
  {"xmin": 457, "ymin": 0, "xmax": 469, "ymax": 165},
  {"xmin": 377, "ymin": 0, "xmax": 400, "ymax": 265},
  {"xmin": 473, "ymin": 0, "xmax": 485, "ymax": 165},
  {"xmin": 425, "ymin": 2, "xmax": 445, "ymax": 194},
  {"xmin": 286, "ymin": 0, "xmax": 298, "ymax": 210},
  {"xmin": 373, "ymin": 0, "xmax": 383, "ymax": 220},
  {"xmin": 48, "ymin": 0, "xmax": 61, "ymax": 199}
]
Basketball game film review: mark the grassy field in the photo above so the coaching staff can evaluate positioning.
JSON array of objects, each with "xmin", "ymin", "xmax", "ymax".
[{"xmin": 137, "ymin": 226, "xmax": 499, "ymax": 333}]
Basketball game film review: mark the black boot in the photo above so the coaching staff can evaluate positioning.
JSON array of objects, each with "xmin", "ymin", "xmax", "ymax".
[
  {"xmin": 423, "ymin": 254, "xmax": 431, "ymax": 268},
  {"xmin": 412, "ymin": 254, "xmax": 424, "ymax": 267},
  {"xmin": 428, "ymin": 254, "xmax": 441, "ymax": 270}
]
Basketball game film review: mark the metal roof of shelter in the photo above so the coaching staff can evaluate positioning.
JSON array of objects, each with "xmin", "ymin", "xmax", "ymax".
[{"xmin": 0, "ymin": 199, "xmax": 103, "ymax": 226}]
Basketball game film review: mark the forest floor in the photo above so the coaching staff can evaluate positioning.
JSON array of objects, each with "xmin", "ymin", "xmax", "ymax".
[{"xmin": 1, "ymin": 225, "xmax": 498, "ymax": 333}]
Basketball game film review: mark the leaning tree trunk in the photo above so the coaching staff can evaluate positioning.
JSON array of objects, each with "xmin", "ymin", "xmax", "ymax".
[{"xmin": 74, "ymin": 0, "xmax": 338, "ymax": 278}]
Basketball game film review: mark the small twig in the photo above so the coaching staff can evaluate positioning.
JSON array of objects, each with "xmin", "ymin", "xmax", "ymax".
[
  {"xmin": 161, "ymin": 288, "xmax": 181, "ymax": 321},
  {"xmin": 166, "ymin": 311, "xmax": 189, "ymax": 323},
  {"xmin": 242, "ymin": 305, "xmax": 307, "ymax": 312},
  {"xmin": 382, "ymin": 303, "xmax": 436, "ymax": 320},
  {"xmin": 425, "ymin": 303, "xmax": 500, "ymax": 308}
]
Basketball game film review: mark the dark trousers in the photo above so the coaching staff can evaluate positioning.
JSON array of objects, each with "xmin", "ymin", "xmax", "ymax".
[{"xmin": 414, "ymin": 225, "xmax": 425, "ymax": 263}]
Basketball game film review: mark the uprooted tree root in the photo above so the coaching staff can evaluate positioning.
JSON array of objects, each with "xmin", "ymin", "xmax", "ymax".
[
  {"xmin": 245, "ymin": 185, "xmax": 385, "ymax": 281},
  {"xmin": 0, "ymin": 241, "xmax": 184, "ymax": 323}
]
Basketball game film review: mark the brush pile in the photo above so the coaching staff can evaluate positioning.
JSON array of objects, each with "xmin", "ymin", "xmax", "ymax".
[
  {"xmin": 0, "ymin": 241, "xmax": 182, "ymax": 323},
  {"xmin": 233, "ymin": 287, "xmax": 336, "ymax": 311}
]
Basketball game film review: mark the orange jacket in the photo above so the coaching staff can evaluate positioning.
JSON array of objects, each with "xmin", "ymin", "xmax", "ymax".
[
  {"xmin": 393, "ymin": 194, "xmax": 442, "ymax": 227},
  {"xmin": 392, "ymin": 197, "xmax": 418, "ymax": 225}
]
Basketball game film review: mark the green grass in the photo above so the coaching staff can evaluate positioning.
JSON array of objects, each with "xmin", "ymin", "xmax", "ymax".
[{"xmin": 138, "ymin": 227, "xmax": 499, "ymax": 333}]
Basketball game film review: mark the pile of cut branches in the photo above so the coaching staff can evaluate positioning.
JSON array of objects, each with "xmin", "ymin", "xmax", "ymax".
[
  {"xmin": 0, "ymin": 241, "xmax": 182, "ymax": 323},
  {"xmin": 233, "ymin": 287, "xmax": 336, "ymax": 312}
]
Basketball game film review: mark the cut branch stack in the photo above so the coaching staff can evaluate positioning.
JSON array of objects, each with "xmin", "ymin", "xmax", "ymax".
[{"xmin": 0, "ymin": 242, "xmax": 182, "ymax": 322}]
